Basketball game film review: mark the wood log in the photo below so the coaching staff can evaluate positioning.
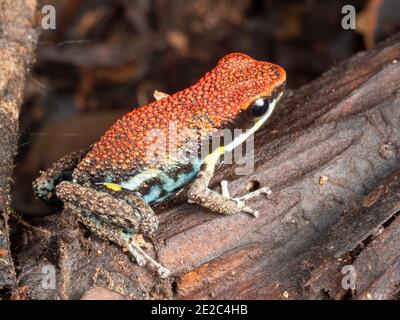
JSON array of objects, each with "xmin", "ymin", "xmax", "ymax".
[
  {"xmin": 0, "ymin": 0, "xmax": 38, "ymax": 298},
  {"xmin": 17, "ymin": 33, "xmax": 400, "ymax": 300}
]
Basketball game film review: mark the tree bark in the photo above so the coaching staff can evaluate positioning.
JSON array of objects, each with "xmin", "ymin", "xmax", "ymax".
[
  {"xmin": 0, "ymin": 0, "xmax": 38, "ymax": 298},
  {"xmin": 17, "ymin": 33, "xmax": 400, "ymax": 300}
]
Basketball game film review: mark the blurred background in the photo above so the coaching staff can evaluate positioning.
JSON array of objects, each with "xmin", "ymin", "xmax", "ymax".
[{"xmin": 13, "ymin": 0, "xmax": 400, "ymax": 217}]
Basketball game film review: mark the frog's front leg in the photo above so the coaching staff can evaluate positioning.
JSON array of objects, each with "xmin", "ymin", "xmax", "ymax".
[
  {"xmin": 187, "ymin": 151, "xmax": 271, "ymax": 217},
  {"xmin": 55, "ymin": 181, "xmax": 171, "ymax": 278}
]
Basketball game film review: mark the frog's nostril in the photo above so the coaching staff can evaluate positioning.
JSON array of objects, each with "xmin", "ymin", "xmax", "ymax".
[{"xmin": 246, "ymin": 180, "xmax": 260, "ymax": 192}]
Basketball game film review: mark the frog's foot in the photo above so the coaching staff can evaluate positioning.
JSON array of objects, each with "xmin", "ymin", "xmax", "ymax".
[
  {"xmin": 187, "ymin": 153, "xmax": 271, "ymax": 217},
  {"xmin": 220, "ymin": 180, "xmax": 272, "ymax": 218},
  {"xmin": 127, "ymin": 240, "xmax": 171, "ymax": 278}
]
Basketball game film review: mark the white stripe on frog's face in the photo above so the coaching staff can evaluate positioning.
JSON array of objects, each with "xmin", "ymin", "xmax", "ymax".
[
  {"xmin": 203, "ymin": 91, "xmax": 282, "ymax": 166},
  {"xmin": 224, "ymin": 92, "xmax": 282, "ymax": 153}
]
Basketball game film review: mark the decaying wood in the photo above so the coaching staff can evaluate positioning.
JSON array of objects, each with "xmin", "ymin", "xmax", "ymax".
[
  {"xmin": 0, "ymin": 0, "xmax": 38, "ymax": 296},
  {"xmin": 17, "ymin": 33, "xmax": 400, "ymax": 300},
  {"xmin": 302, "ymin": 169, "xmax": 400, "ymax": 300}
]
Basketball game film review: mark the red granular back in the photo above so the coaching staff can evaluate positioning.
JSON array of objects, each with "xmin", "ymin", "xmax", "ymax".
[{"xmin": 75, "ymin": 53, "xmax": 286, "ymax": 181}]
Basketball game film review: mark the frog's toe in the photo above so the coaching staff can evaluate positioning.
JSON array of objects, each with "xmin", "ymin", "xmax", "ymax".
[
  {"xmin": 32, "ymin": 176, "xmax": 56, "ymax": 201},
  {"xmin": 221, "ymin": 180, "xmax": 271, "ymax": 217},
  {"xmin": 158, "ymin": 266, "xmax": 171, "ymax": 279},
  {"xmin": 127, "ymin": 240, "xmax": 171, "ymax": 278},
  {"xmin": 229, "ymin": 198, "xmax": 259, "ymax": 218},
  {"xmin": 240, "ymin": 206, "xmax": 260, "ymax": 218},
  {"xmin": 236, "ymin": 186, "xmax": 272, "ymax": 201},
  {"xmin": 127, "ymin": 243, "xmax": 147, "ymax": 266},
  {"xmin": 221, "ymin": 180, "xmax": 272, "ymax": 201}
]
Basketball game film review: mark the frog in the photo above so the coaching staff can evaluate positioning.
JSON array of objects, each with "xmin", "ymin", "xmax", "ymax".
[{"xmin": 33, "ymin": 53, "xmax": 286, "ymax": 278}]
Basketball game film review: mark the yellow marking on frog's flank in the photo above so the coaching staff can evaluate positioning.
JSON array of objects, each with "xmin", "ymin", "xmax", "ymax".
[{"xmin": 104, "ymin": 183, "xmax": 122, "ymax": 192}]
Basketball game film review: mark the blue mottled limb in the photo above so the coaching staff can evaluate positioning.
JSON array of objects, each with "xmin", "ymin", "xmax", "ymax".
[{"xmin": 33, "ymin": 148, "xmax": 90, "ymax": 202}]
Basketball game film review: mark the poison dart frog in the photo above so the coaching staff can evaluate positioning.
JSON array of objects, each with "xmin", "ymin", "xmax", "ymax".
[{"xmin": 33, "ymin": 53, "xmax": 286, "ymax": 278}]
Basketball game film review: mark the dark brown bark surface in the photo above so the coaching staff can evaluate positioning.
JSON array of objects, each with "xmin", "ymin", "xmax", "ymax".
[
  {"xmin": 0, "ymin": 0, "xmax": 38, "ymax": 297},
  {"xmin": 17, "ymin": 33, "xmax": 400, "ymax": 300}
]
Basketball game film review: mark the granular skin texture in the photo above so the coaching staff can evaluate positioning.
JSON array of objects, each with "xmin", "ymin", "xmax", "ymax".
[{"xmin": 74, "ymin": 53, "xmax": 286, "ymax": 183}]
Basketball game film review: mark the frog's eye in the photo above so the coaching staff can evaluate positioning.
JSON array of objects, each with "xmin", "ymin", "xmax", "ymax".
[{"xmin": 250, "ymin": 98, "xmax": 270, "ymax": 118}]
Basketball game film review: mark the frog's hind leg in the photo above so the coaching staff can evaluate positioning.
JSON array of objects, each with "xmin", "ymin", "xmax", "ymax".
[
  {"xmin": 187, "ymin": 151, "xmax": 270, "ymax": 217},
  {"xmin": 33, "ymin": 148, "xmax": 90, "ymax": 203},
  {"xmin": 56, "ymin": 181, "xmax": 171, "ymax": 278}
]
